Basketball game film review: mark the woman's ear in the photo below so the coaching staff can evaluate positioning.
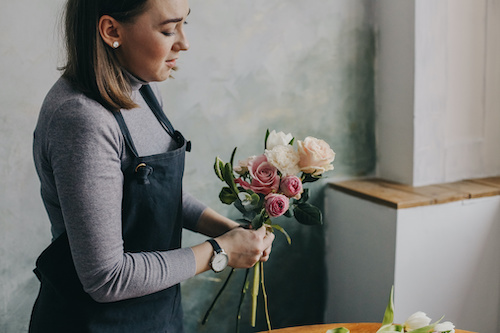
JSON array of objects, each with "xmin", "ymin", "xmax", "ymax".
[{"xmin": 99, "ymin": 15, "xmax": 122, "ymax": 48}]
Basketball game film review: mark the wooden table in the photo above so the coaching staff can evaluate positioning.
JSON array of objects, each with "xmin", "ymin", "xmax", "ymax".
[{"xmin": 259, "ymin": 322, "xmax": 477, "ymax": 333}]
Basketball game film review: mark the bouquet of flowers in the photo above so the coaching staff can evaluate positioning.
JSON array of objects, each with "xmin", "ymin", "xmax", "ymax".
[{"xmin": 203, "ymin": 130, "xmax": 335, "ymax": 332}]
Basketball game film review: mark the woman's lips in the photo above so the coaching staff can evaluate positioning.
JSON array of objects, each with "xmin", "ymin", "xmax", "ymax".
[{"xmin": 166, "ymin": 59, "xmax": 177, "ymax": 68}]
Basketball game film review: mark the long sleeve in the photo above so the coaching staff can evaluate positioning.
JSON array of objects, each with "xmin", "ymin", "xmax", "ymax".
[{"xmin": 33, "ymin": 78, "xmax": 203, "ymax": 303}]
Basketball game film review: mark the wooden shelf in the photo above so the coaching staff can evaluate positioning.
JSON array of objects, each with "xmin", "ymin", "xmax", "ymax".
[{"xmin": 329, "ymin": 177, "xmax": 500, "ymax": 209}]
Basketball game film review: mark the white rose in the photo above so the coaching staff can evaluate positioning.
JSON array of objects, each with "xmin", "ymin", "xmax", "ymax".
[
  {"xmin": 434, "ymin": 321, "xmax": 455, "ymax": 333},
  {"xmin": 233, "ymin": 156, "xmax": 256, "ymax": 175},
  {"xmin": 264, "ymin": 145, "xmax": 300, "ymax": 176},
  {"xmin": 266, "ymin": 130, "xmax": 294, "ymax": 150},
  {"xmin": 297, "ymin": 137, "xmax": 335, "ymax": 176},
  {"xmin": 404, "ymin": 312, "xmax": 432, "ymax": 331}
]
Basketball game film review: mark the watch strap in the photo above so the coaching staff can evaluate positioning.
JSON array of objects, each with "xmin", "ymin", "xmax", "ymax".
[{"xmin": 207, "ymin": 239, "xmax": 222, "ymax": 253}]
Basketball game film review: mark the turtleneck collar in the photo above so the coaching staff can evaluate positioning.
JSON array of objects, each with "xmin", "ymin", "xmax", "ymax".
[{"xmin": 123, "ymin": 69, "xmax": 148, "ymax": 91}]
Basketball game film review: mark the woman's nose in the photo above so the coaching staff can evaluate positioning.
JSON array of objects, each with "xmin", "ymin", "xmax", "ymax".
[{"xmin": 174, "ymin": 30, "xmax": 189, "ymax": 52}]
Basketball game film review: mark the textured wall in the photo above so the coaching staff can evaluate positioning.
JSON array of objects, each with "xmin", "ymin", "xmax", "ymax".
[{"xmin": 0, "ymin": 0, "xmax": 375, "ymax": 332}]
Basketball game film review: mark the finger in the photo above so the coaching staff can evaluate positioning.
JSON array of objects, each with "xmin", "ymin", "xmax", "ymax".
[
  {"xmin": 259, "ymin": 251, "xmax": 270, "ymax": 262},
  {"xmin": 254, "ymin": 225, "xmax": 267, "ymax": 237},
  {"xmin": 262, "ymin": 231, "xmax": 275, "ymax": 246}
]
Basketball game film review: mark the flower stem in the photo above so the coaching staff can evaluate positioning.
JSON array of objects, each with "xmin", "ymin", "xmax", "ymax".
[
  {"xmin": 260, "ymin": 261, "xmax": 271, "ymax": 331},
  {"xmin": 236, "ymin": 269, "xmax": 250, "ymax": 333},
  {"xmin": 202, "ymin": 268, "xmax": 235, "ymax": 325},
  {"xmin": 251, "ymin": 262, "xmax": 260, "ymax": 327}
]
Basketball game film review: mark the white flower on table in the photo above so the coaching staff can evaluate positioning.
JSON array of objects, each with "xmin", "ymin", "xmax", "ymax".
[
  {"xmin": 404, "ymin": 311, "xmax": 432, "ymax": 331},
  {"xmin": 434, "ymin": 321, "xmax": 455, "ymax": 333}
]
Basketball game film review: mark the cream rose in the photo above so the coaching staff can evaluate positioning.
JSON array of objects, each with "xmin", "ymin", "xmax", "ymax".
[
  {"xmin": 264, "ymin": 145, "xmax": 300, "ymax": 176},
  {"xmin": 266, "ymin": 130, "xmax": 293, "ymax": 150},
  {"xmin": 297, "ymin": 137, "xmax": 335, "ymax": 176}
]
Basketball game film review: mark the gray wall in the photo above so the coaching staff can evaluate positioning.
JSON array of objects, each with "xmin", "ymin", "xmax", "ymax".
[{"xmin": 0, "ymin": 1, "xmax": 375, "ymax": 332}]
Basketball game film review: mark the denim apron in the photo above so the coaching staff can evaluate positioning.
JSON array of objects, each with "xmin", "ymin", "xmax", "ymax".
[{"xmin": 29, "ymin": 85, "xmax": 190, "ymax": 333}]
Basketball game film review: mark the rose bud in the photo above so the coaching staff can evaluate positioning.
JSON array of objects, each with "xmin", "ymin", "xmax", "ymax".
[
  {"xmin": 264, "ymin": 193, "xmax": 290, "ymax": 218},
  {"xmin": 279, "ymin": 175, "xmax": 303, "ymax": 199}
]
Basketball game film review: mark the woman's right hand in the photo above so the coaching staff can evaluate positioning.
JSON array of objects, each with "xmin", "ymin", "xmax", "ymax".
[{"xmin": 215, "ymin": 225, "xmax": 275, "ymax": 269}]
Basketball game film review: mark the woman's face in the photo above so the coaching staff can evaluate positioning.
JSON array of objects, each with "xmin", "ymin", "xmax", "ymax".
[{"xmin": 116, "ymin": 0, "xmax": 190, "ymax": 82}]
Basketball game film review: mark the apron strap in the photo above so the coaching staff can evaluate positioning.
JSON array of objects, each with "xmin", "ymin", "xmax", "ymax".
[
  {"xmin": 139, "ymin": 85, "xmax": 179, "ymax": 142},
  {"xmin": 139, "ymin": 84, "xmax": 191, "ymax": 152},
  {"xmin": 113, "ymin": 111, "xmax": 140, "ymax": 157},
  {"xmin": 112, "ymin": 84, "xmax": 191, "ymax": 157}
]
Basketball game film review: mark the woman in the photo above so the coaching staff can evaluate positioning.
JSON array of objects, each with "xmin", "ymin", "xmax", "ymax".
[{"xmin": 29, "ymin": 0, "xmax": 275, "ymax": 332}]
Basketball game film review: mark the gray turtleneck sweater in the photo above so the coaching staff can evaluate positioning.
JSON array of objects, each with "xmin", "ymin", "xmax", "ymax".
[{"xmin": 33, "ymin": 75, "xmax": 206, "ymax": 303}]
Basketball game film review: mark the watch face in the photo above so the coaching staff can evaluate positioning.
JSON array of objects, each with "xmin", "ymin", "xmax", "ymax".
[{"xmin": 211, "ymin": 252, "xmax": 228, "ymax": 272}]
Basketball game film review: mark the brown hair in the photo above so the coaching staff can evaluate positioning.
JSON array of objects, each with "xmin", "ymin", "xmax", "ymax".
[{"xmin": 61, "ymin": 0, "xmax": 150, "ymax": 110}]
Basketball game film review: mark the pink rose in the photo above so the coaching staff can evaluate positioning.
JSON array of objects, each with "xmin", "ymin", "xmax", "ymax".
[
  {"xmin": 279, "ymin": 175, "xmax": 303, "ymax": 199},
  {"xmin": 265, "ymin": 193, "xmax": 290, "ymax": 218},
  {"xmin": 297, "ymin": 137, "xmax": 335, "ymax": 176},
  {"xmin": 247, "ymin": 154, "xmax": 280, "ymax": 195}
]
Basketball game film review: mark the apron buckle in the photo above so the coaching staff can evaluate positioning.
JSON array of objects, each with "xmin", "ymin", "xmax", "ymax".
[{"xmin": 135, "ymin": 163, "xmax": 153, "ymax": 185}]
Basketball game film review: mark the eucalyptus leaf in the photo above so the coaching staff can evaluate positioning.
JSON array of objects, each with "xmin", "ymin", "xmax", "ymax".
[
  {"xmin": 219, "ymin": 187, "xmax": 237, "ymax": 204},
  {"xmin": 251, "ymin": 213, "xmax": 264, "ymax": 230},
  {"xmin": 250, "ymin": 193, "xmax": 260, "ymax": 206},
  {"xmin": 326, "ymin": 327, "xmax": 349, "ymax": 333},
  {"xmin": 294, "ymin": 202, "xmax": 322, "ymax": 225}
]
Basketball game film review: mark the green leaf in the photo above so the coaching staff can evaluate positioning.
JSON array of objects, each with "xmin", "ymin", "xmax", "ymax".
[
  {"xmin": 288, "ymin": 137, "xmax": 295, "ymax": 146},
  {"xmin": 294, "ymin": 188, "xmax": 309, "ymax": 204},
  {"xmin": 223, "ymin": 163, "xmax": 239, "ymax": 195},
  {"xmin": 250, "ymin": 193, "xmax": 260, "ymax": 205},
  {"xmin": 214, "ymin": 156, "xmax": 225, "ymax": 181},
  {"xmin": 326, "ymin": 328, "xmax": 350, "ymax": 333},
  {"xmin": 302, "ymin": 172, "xmax": 323, "ymax": 183},
  {"xmin": 408, "ymin": 325, "xmax": 435, "ymax": 333},
  {"xmin": 219, "ymin": 187, "xmax": 237, "ymax": 204},
  {"xmin": 230, "ymin": 147, "xmax": 237, "ymax": 169},
  {"xmin": 294, "ymin": 202, "xmax": 322, "ymax": 225},
  {"xmin": 272, "ymin": 224, "xmax": 291, "ymax": 244},
  {"xmin": 264, "ymin": 129, "xmax": 270, "ymax": 149},
  {"xmin": 381, "ymin": 286, "xmax": 395, "ymax": 326},
  {"xmin": 251, "ymin": 213, "xmax": 264, "ymax": 230},
  {"xmin": 376, "ymin": 324, "xmax": 403, "ymax": 333}
]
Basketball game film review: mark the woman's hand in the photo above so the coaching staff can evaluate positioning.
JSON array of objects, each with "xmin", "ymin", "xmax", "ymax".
[
  {"xmin": 215, "ymin": 225, "xmax": 275, "ymax": 269},
  {"xmin": 190, "ymin": 208, "xmax": 275, "ymax": 274}
]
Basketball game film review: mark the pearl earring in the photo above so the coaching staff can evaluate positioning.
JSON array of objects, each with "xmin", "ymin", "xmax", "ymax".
[{"xmin": 112, "ymin": 41, "xmax": 120, "ymax": 48}]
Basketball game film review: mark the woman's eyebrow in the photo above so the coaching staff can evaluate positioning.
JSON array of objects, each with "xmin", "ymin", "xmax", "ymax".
[{"xmin": 159, "ymin": 8, "xmax": 190, "ymax": 25}]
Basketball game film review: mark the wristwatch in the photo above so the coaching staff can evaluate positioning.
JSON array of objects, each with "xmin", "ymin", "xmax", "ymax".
[{"xmin": 207, "ymin": 239, "xmax": 228, "ymax": 273}]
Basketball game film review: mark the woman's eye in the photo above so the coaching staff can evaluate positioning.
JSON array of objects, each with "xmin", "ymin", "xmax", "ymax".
[{"xmin": 162, "ymin": 31, "xmax": 175, "ymax": 36}]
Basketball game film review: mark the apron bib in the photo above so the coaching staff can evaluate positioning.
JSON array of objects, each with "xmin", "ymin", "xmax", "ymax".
[{"xmin": 29, "ymin": 85, "xmax": 190, "ymax": 333}]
